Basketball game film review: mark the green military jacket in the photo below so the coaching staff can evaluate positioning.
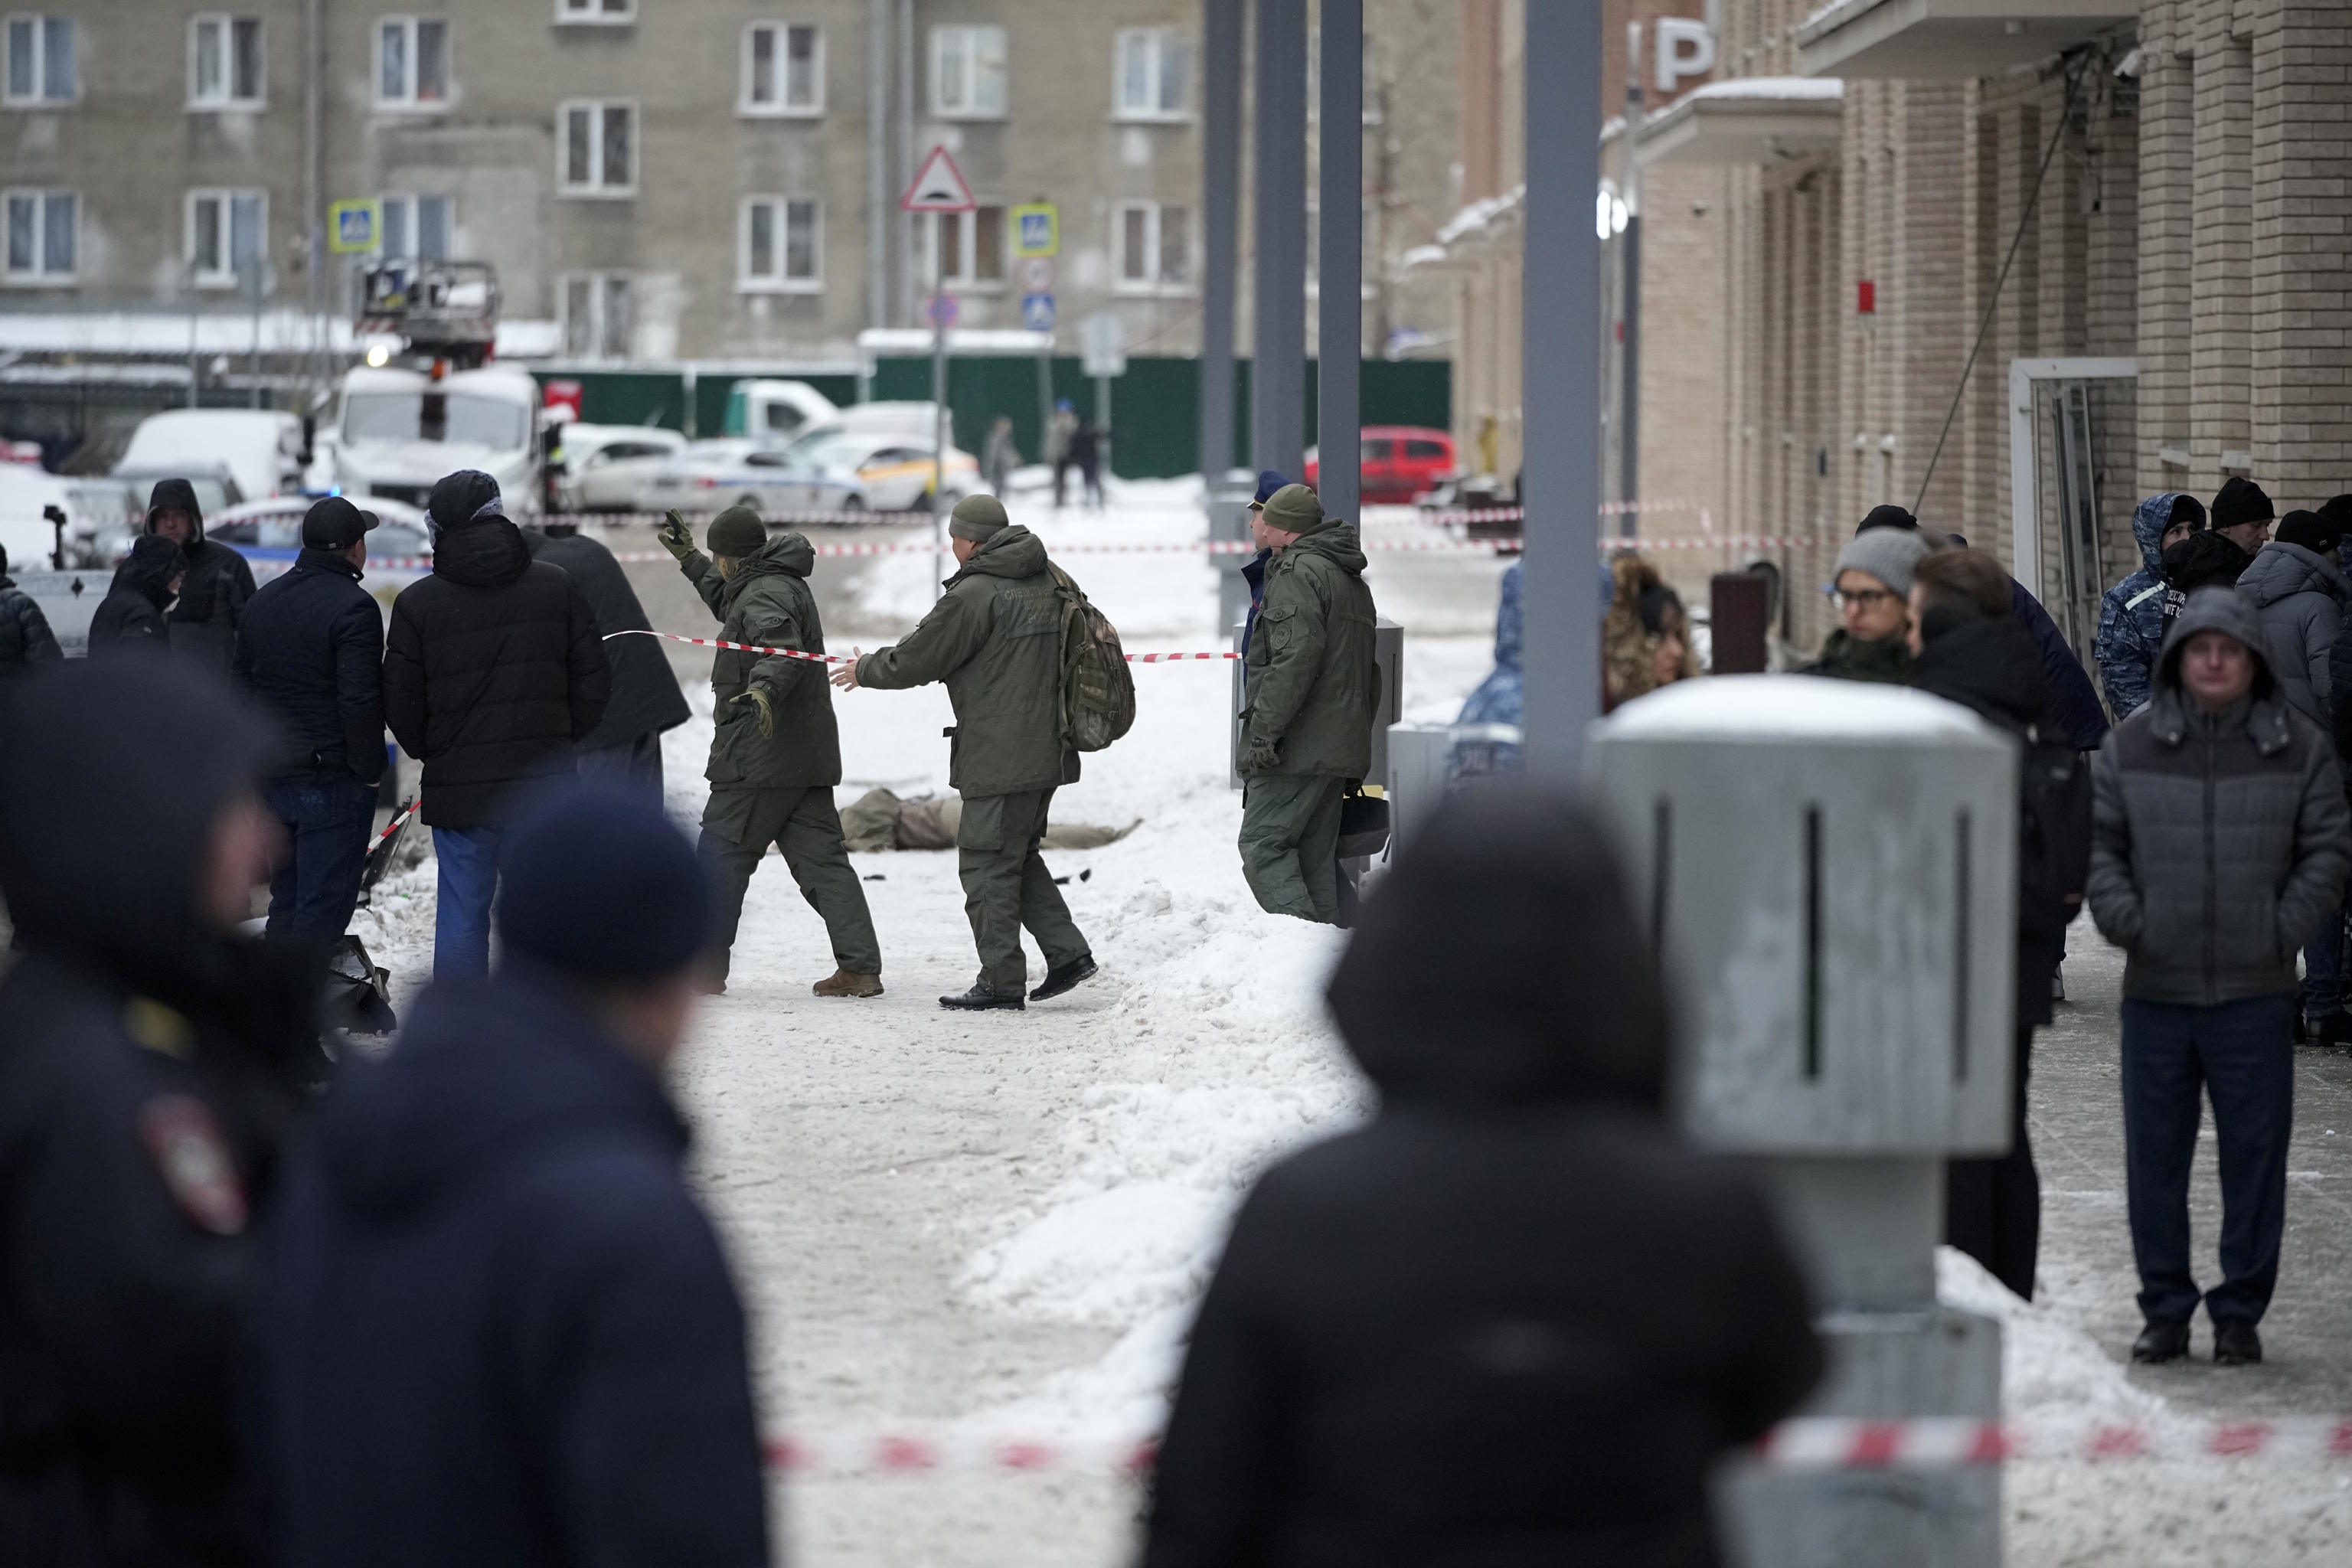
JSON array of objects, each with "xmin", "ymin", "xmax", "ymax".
[
  {"xmin": 1241, "ymin": 523, "xmax": 1379, "ymax": 778},
  {"xmin": 1803, "ymin": 628, "xmax": 1911, "ymax": 684},
  {"xmin": 682, "ymin": 531, "xmax": 842, "ymax": 790},
  {"xmin": 854, "ymin": 525, "xmax": 1078, "ymax": 798}
]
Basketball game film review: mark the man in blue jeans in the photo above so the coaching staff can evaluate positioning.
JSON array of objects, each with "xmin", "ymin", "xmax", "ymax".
[
  {"xmin": 234, "ymin": 496, "xmax": 387, "ymax": 945},
  {"xmin": 2087, "ymin": 587, "xmax": 2351, "ymax": 1366}
]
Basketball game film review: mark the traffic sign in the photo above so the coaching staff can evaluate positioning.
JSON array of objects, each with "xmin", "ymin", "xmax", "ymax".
[
  {"xmin": 1020, "ymin": 256, "xmax": 1056, "ymax": 292},
  {"xmin": 901, "ymin": 145, "xmax": 978, "ymax": 214},
  {"xmin": 1012, "ymin": 202, "xmax": 1060, "ymax": 257},
  {"xmin": 1078, "ymin": 311, "xmax": 1125, "ymax": 378},
  {"xmin": 1021, "ymin": 293, "xmax": 1057, "ymax": 332},
  {"xmin": 328, "ymin": 200, "xmax": 380, "ymax": 254},
  {"xmin": 927, "ymin": 293, "xmax": 959, "ymax": 329}
]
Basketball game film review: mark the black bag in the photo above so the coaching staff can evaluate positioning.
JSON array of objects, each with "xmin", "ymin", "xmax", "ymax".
[
  {"xmin": 1337, "ymin": 788, "xmax": 1390, "ymax": 859},
  {"xmin": 325, "ymin": 934, "xmax": 397, "ymax": 1035}
]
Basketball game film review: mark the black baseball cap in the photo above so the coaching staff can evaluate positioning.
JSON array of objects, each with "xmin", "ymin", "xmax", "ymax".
[{"xmin": 302, "ymin": 495, "xmax": 377, "ymax": 549}]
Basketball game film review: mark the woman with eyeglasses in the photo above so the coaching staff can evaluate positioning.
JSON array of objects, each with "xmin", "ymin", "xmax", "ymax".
[{"xmin": 1802, "ymin": 524, "xmax": 1935, "ymax": 684}]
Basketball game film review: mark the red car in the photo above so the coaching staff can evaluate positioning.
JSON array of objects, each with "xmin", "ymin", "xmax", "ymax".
[{"xmin": 1304, "ymin": 426, "xmax": 1456, "ymax": 505}]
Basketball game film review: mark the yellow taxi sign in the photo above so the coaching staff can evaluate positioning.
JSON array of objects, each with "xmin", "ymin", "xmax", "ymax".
[{"xmin": 1011, "ymin": 203, "xmax": 1059, "ymax": 258}]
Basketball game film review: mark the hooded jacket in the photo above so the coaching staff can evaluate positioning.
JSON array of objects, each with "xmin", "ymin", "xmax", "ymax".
[
  {"xmin": 855, "ymin": 524, "xmax": 1080, "ymax": 796},
  {"xmin": 2234, "ymin": 537, "xmax": 2347, "ymax": 730},
  {"xmin": 2087, "ymin": 588, "xmax": 2352, "ymax": 1006},
  {"xmin": 2094, "ymin": 493, "xmax": 2196, "ymax": 720},
  {"xmin": 1458, "ymin": 558, "xmax": 1524, "ymax": 725},
  {"xmin": 1144, "ymin": 795, "xmax": 1821, "ymax": 1568},
  {"xmin": 1603, "ymin": 554, "xmax": 1698, "ymax": 709},
  {"xmin": 256, "ymin": 972, "xmax": 767, "ymax": 1568},
  {"xmin": 382, "ymin": 474, "xmax": 612, "ymax": 828},
  {"xmin": 88, "ymin": 532, "xmax": 184, "ymax": 658},
  {"xmin": 0, "ymin": 660, "xmax": 324, "ymax": 1564},
  {"xmin": 0, "ymin": 557, "xmax": 60, "ymax": 670},
  {"xmin": 679, "ymin": 529, "xmax": 841, "ymax": 792},
  {"xmin": 526, "ymin": 529, "xmax": 690, "ymax": 750},
  {"xmin": 143, "ymin": 477, "xmax": 256, "ymax": 675},
  {"xmin": 1240, "ymin": 521, "xmax": 1380, "ymax": 777},
  {"xmin": 2008, "ymin": 578, "xmax": 2110, "ymax": 750},
  {"xmin": 234, "ymin": 546, "xmax": 387, "ymax": 782}
]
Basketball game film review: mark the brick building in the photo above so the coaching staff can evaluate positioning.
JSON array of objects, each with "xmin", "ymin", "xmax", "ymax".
[{"xmin": 1434, "ymin": 0, "xmax": 2352, "ymax": 660}]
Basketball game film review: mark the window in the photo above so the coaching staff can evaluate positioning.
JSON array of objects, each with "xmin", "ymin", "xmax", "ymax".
[
  {"xmin": 560, "ymin": 100, "xmax": 635, "ymax": 195},
  {"xmin": 743, "ymin": 23, "xmax": 822, "ymax": 113},
  {"xmin": 4, "ymin": 15, "xmax": 74, "ymax": 104},
  {"xmin": 186, "ymin": 188, "xmax": 266, "ymax": 289},
  {"xmin": 376, "ymin": 17, "xmax": 449, "ymax": 106},
  {"xmin": 1113, "ymin": 28, "xmax": 1187, "ymax": 119},
  {"xmin": 929, "ymin": 24, "xmax": 1005, "ymax": 117},
  {"xmin": 560, "ymin": 273, "xmax": 632, "ymax": 358},
  {"xmin": 379, "ymin": 193, "xmax": 452, "ymax": 260},
  {"xmin": 191, "ymin": 16, "xmax": 264, "ymax": 107},
  {"xmin": 741, "ymin": 197, "xmax": 821, "ymax": 290},
  {"xmin": 2, "ymin": 188, "xmax": 74, "ymax": 282},
  {"xmin": 920, "ymin": 204, "xmax": 1004, "ymax": 288},
  {"xmin": 1115, "ymin": 201, "xmax": 1191, "ymax": 292},
  {"xmin": 555, "ymin": 0, "xmax": 633, "ymax": 22},
  {"xmin": 1403, "ymin": 438, "xmax": 1449, "ymax": 461}
]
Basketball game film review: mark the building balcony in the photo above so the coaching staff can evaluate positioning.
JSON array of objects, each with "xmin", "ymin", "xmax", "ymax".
[
  {"xmin": 1795, "ymin": 0, "xmax": 2137, "ymax": 80},
  {"xmin": 1634, "ymin": 77, "xmax": 1844, "ymax": 168}
]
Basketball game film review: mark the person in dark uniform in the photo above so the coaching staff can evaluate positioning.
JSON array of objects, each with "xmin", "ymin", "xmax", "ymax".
[{"xmin": 0, "ymin": 658, "xmax": 328, "ymax": 1564}]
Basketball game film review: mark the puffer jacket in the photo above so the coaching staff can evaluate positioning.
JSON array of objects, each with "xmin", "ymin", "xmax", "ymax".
[
  {"xmin": 525, "ymin": 529, "xmax": 690, "ymax": 750},
  {"xmin": 0, "ymin": 571, "xmax": 61, "ymax": 670},
  {"xmin": 2235, "ymin": 538, "xmax": 2347, "ymax": 729},
  {"xmin": 1458, "ymin": 559, "xmax": 1523, "ymax": 726},
  {"xmin": 1240, "ymin": 521, "xmax": 1380, "ymax": 777},
  {"xmin": 682, "ymin": 531, "xmax": 841, "ymax": 791},
  {"xmin": 2087, "ymin": 587, "xmax": 2352, "ymax": 1007},
  {"xmin": 855, "ymin": 525, "xmax": 1077, "ymax": 796},
  {"xmin": 2096, "ymin": 493, "xmax": 2198, "ymax": 720}
]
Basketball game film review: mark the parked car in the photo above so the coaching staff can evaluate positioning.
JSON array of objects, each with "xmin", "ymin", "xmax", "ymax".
[
  {"xmin": 641, "ymin": 431, "xmax": 977, "ymax": 515},
  {"xmin": 554, "ymin": 424, "xmax": 689, "ymax": 511},
  {"xmin": 116, "ymin": 409, "xmax": 305, "ymax": 503},
  {"xmin": 1304, "ymin": 425, "xmax": 1458, "ymax": 505},
  {"xmin": 720, "ymin": 379, "xmax": 840, "ymax": 441},
  {"xmin": 208, "ymin": 495, "xmax": 434, "ymax": 618}
]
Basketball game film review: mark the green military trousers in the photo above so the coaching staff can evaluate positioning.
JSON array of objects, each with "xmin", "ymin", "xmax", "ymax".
[
  {"xmin": 959, "ymin": 789, "xmax": 1090, "ymax": 993},
  {"xmin": 1238, "ymin": 774, "xmax": 1350, "ymax": 925},
  {"xmin": 699, "ymin": 786, "xmax": 883, "ymax": 982}
]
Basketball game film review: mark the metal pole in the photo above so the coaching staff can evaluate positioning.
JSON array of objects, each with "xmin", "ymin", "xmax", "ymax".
[
  {"xmin": 1200, "ymin": 0, "xmax": 1241, "ymax": 486},
  {"xmin": 304, "ymin": 0, "xmax": 323, "ymax": 414},
  {"xmin": 931, "ymin": 214, "xmax": 948, "ymax": 600},
  {"xmin": 1619, "ymin": 54, "xmax": 1642, "ymax": 534},
  {"xmin": 1251, "ymin": 0, "xmax": 1307, "ymax": 478},
  {"xmin": 897, "ymin": 0, "xmax": 915, "ymax": 330},
  {"xmin": 868, "ymin": 0, "xmax": 889, "ymax": 345},
  {"xmin": 1093, "ymin": 373, "xmax": 1112, "ymax": 495},
  {"xmin": 1318, "ymin": 0, "xmax": 1363, "ymax": 524},
  {"xmin": 1518, "ymin": 1, "xmax": 1606, "ymax": 778}
]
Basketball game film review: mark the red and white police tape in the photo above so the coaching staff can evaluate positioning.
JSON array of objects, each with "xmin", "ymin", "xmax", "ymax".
[
  {"xmin": 603, "ymin": 629, "xmax": 1236, "ymax": 665},
  {"xmin": 756, "ymin": 1416, "xmax": 2352, "ymax": 1477}
]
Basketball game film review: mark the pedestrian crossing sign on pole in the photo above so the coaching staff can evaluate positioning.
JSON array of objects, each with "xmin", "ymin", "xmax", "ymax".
[
  {"xmin": 1012, "ymin": 203, "xmax": 1060, "ymax": 257},
  {"xmin": 900, "ymin": 145, "xmax": 977, "ymax": 214},
  {"xmin": 328, "ymin": 200, "xmax": 380, "ymax": 254}
]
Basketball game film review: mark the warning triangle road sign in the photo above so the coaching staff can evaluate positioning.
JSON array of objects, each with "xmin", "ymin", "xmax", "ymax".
[{"xmin": 900, "ymin": 145, "xmax": 977, "ymax": 214}]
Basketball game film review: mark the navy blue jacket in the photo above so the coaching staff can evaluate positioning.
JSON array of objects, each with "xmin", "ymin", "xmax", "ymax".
[
  {"xmin": 2011, "ymin": 580, "xmax": 2109, "ymax": 751},
  {"xmin": 235, "ymin": 548, "xmax": 387, "ymax": 782},
  {"xmin": 258, "ymin": 972, "xmax": 768, "ymax": 1568}
]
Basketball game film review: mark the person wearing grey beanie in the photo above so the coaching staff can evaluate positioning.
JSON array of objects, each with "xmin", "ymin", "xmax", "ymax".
[{"xmin": 1802, "ymin": 527, "xmax": 1936, "ymax": 684}]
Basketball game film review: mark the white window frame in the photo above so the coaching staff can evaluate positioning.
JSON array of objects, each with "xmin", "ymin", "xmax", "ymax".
[
  {"xmin": 1112, "ymin": 27, "xmax": 1188, "ymax": 122},
  {"xmin": 557, "ymin": 99, "xmax": 638, "ymax": 198},
  {"xmin": 185, "ymin": 188, "xmax": 267, "ymax": 291},
  {"xmin": 554, "ymin": 0, "xmax": 635, "ymax": 24},
  {"xmin": 2, "ymin": 187, "xmax": 75, "ymax": 284},
  {"xmin": 920, "ymin": 204, "xmax": 1006, "ymax": 292},
  {"xmin": 189, "ymin": 15, "xmax": 266, "ymax": 110},
  {"xmin": 377, "ymin": 191, "xmax": 454, "ymax": 261},
  {"xmin": 559, "ymin": 271, "xmax": 634, "ymax": 360},
  {"xmin": 927, "ymin": 24, "xmax": 1006, "ymax": 119},
  {"xmin": 740, "ymin": 22, "xmax": 823, "ymax": 116},
  {"xmin": 374, "ymin": 15, "xmax": 451, "ymax": 109},
  {"xmin": 1112, "ymin": 200, "xmax": 1194, "ymax": 296},
  {"xmin": 3, "ymin": 15, "xmax": 77, "ymax": 106},
  {"xmin": 739, "ymin": 196, "xmax": 823, "ymax": 292}
]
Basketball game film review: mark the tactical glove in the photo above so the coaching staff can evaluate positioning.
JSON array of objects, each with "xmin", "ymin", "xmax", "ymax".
[
  {"xmin": 658, "ymin": 511, "xmax": 697, "ymax": 562},
  {"xmin": 1240, "ymin": 740, "xmax": 1281, "ymax": 774},
  {"xmin": 734, "ymin": 686, "xmax": 777, "ymax": 740}
]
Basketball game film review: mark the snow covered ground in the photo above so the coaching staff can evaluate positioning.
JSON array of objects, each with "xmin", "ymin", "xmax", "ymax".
[{"xmin": 352, "ymin": 482, "xmax": 2352, "ymax": 1566}]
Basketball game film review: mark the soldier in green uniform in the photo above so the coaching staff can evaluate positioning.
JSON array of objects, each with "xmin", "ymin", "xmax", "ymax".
[
  {"xmin": 658, "ymin": 505, "xmax": 883, "ymax": 997},
  {"xmin": 831, "ymin": 495, "xmax": 1096, "ymax": 1011},
  {"xmin": 1236, "ymin": 483, "xmax": 1379, "ymax": 925}
]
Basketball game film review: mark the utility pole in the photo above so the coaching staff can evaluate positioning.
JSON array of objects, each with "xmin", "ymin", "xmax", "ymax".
[
  {"xmin": 1317, "ymin": 0, "xmax": 1363, "ymax": 524},
  {"xmin": 1619, "ymin": 21, "xmax": 1644, "ymax": 531},
  {"xmin": 1251, "ymin": 0, "xmax": 1308, "ymax": 479},
  {"xmin": 1200, "ymin": 0, "xmax": 1241, "ymax": 488}
]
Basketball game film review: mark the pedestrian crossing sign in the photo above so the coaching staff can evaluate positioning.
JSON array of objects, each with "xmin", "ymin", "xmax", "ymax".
[
  {"xmin": 1013, "ymin": 204, "xmax": 1059, "ymax": 258},
  {"xmin": 328, "ymin": 200, "xmax": 380, "ymax": 254}
]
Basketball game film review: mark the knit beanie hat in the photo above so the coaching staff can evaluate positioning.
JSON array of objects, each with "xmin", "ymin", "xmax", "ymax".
[
  {"xmin": 2212, "ymin": 475, "xmax": 2274, "ymax": 530},
  {"xmin": 705, "ymin": 505, "xmax": 766, "ymax": 558},
  {"xmin": 2275, "ymin": 508, "xmax": 2344, "ymax": 555},
  {"xmin": 1856, "ymin": 504, "xmax": 1918, "ymax": 534},
  {"xmin": 498, "ymin": 785, "xmax": 713, "ymax": 982},
  {"xmin": 1261, "ymin": 483, "xmax": 1327, "ymax": 535},
  {"xmin": 1831, "ymin": 525, "xmax": 1933, "ymax": 598},
  {"xmin": 947, "ymin": 493, "xmax": 1010, "ymax": 542},
  {"xmin": 2319, "ymin": 494, "xmax": 2352, "ymax": 534},
  {"xmin": 2166, "ymin": 493, "xmax": 2209, "ymax": 534}
]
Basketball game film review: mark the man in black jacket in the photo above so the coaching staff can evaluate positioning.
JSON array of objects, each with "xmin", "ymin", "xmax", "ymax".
[
  {"xmin": 0, "ymin": 659, "xmax": 326, "ymax": 1565},
  {"xmin": 0, "ymin": 543, "xmax": 62, "ymax": 670},
  {"xmin": 525, "ymin": 519, "xmax": 689, "ymax": 801},
  {"xmin": 257, "ymin": 787, "xmax": 769, "ymax": 1568},
  {"xmin": 235, "ymin": 496, "xmax": 387, "ymax": 946},
  {"xmin": 89, "ymin": 533, "xmax": 185, "ymax": 659},
  {"xmin": 144, "ymin": 476, "xmax": 256, "ymax": 675},
  {"xmin": 383, "ymin": 471, "xmax": 610, "ymax": 978},
  {"xmin": 1906, "ymin": 548, "xmax": 2090, "ymax": 1300},
  {"xmin": 1142, "ymin": 792, "xmax": 1821, "ymax": 1568}
]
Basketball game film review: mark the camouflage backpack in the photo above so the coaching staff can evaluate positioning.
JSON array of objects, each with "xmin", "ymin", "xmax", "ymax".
[{"xmin": 1048, "ymin": 563, "xmax": 1135, "ymax": 751}]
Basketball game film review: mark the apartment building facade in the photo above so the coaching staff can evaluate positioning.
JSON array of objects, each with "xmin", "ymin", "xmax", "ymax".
[{"xmin": 2, "ymin": 0, "xmax": 1455, "ymax": 373}]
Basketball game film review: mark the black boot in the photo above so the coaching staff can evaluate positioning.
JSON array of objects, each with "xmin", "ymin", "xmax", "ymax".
[
  {"xmin": 2213, "ymin": 1318, "xmax": 2263, "ymax": 1366},
  {"xmin": 2131, "ymin": 1319, "xmax": 2191, "ymax": 1364},
  {"xmin": 1029, "ymin": 955, "xmax": 1099, "ymax": 1002},
  {"xmin": 939, "ymin": 982, "xmax": 1025, "ymax": 1012}
]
